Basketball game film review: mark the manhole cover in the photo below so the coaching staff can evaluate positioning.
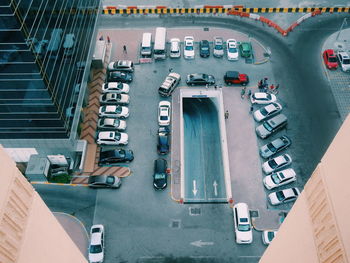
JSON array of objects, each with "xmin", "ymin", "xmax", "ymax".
[
  {"xmin": 170, "ymin": 219, "xmax": 181, "ymax": 229},
  {"xmin": 250, "ymin": 210, "xmax": 259, "ymax": 218},
  {"xmin": 189, "ymin": 207, "xmax": 201, "ymax": 216}
]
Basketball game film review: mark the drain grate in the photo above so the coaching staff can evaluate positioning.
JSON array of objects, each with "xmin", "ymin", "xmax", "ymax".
[
  {"xmin": 250, "ymin": 210, "xmax": 259, "ymax": 218},
  {"xmin": 170, "ymin": 219, "xmax": 181, "ymax": 229},
  {"xmin": 189, "ymin": 207, "xmax": 201, "ymax": 216}
]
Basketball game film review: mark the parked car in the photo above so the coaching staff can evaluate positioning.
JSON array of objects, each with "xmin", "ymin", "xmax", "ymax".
[
  {"xmin": 262, "ymin": 154, "xmax": 292, "ymax": 174},
  {"xmin": 213, "ymin": 37, "xmax": 224, "ymax": 57},
  {"xmin": 253, "ymin": 102, "xmax": 282, "ymax": 122},
  {"xmin": 239, "ymin": 42, "xmax": 252, "ymax": 58},
  {"xmin": 158, "ymin": 72, "xmax": 181, "ymax": 97},
  {"xmin": 184, "ymin": 36, "xmax": 195, "ymax": 59},
  {"xmin": 153, "ymin": 158, "xmax": 168, "ymax": 190},
  {"xmin": 262, "ymin": 230, "xmax": 277, "ymax": 245},
  {"xmin": 97, "ymin": 117, "xmax": 126, "ymax": 131},
  {"xmin": 169, "ymin": 38, "xmax": 181, "ymax": 58},
  {"xmin": 88, "ymin": 225, "xmax": 104, "ymax": 263},
  {"xmin": 186, "ymin": 73, "xmax": 215, "ymax": 86},
  {"xmin": 233, "ymin": 203, "xmax": 253, "ymax": 244},
  {"xmin": 108, "ymin": 60, "xmax": 134, "ymax": 72},
  {"xmin": 99, "ymin": 105, "xmax": 129, "ymax": 119},
  {"xmin": 226, "ymin": 39, "xmax": 239, "ymax": 61},
  {"xmin": 96, "ymin": 131, "xmax": 128, "ymax": 146},
  {"xmin": 250, "ymin": 92, "xmax": 277, "ymax": 105},
  {"xmin": 158, "ymin": 101, "xmax": 171, "ymax": 126},
  {"xmin": 107, "ymin": 71, "xmax": 132, "ymax": 83},
  {"xmin": 263, "ymin": 168, "xmax": 296, "ymax": 190},
  {"xmin": 102, "ymin": 82, "xmax": 129, "ymax": 93},
  {"xmin": 259, "ymin": 135, "xmax": 291, "ymax": 158},
  {"xmin": 199, "ymin": 40, "xmax": 210, "ymax": 57},
  {"xmin": 99, "ymin": 93, "xmax": 130, "ymax": 105},
  {"xmin": 337, "ymin": 51, "xmax": 350, "ymax": 72},
  {"xmin": 157, "ymin": 126, "xmax": 170, "ymax": 154},
  {"xmin": 256, "ymin": 114, "xmax": 287, "ymax": 139},
  {"xmin": 268, "ymin": 187, "xmax": 300, "ymax": 205},
  {"xmin": 323, "ymin": 49, "xmax": 338, "ymax": 70},
  {"xmin": 88, "ymin": 175, "xmax": 121, "ymax": 188},
  {"xmin": 99, "ymin": 149, "xmax": 134, "ymax": 165},
  {"xmin": 224, "ymin": 71, "xmax": 249, "ymax": 86}
]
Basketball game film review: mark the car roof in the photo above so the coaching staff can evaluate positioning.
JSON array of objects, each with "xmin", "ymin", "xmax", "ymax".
[
  {"xmin": 100, "ymin": 149, "xmax": 122, "ymax": 158},
  {"xmin": 155, "ymin": 158, "xmax": 167, "ymax": 172},
  {"xmin": 99, "ymin": 131, "xmax": 115, "ymax": 139},
  {"xmin": 225, "ymin": 71, "xmax": 239, "ymax": 78},
  {"xmin": 88, "ymin": 175, "xmax": 110, "ymax": 184},
  {"xmin": 276, "ymin": 168, "xmax": 296, "ymax": 178}
]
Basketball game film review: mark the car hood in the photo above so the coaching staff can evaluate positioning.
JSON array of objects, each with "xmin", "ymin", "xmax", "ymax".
[
  {"xmin": 118, "ymin": 120, "xmax": 127, "ymax": 130},
  {"xmin": 154, "ymin": 178, "xmax": 167, "ymax": 189},
  {"xmin": 268, "ymin": 192, "xmax": 279, "ymax": 205},
  {"xmin": 263, "ymin": 176, "xmax": 275, "ymax": 189},
  {"xmin": 124, "ymin": 150, "xmax": 134, "ymax": 161},
  {"xmin": 253, "ymin": 111, "xmax": 264, "ymax": 121},
  {"xmin": 237, "ymin": 230, "xmax": 253, "ymax": 243},
  {"xmin": 260, "ymin": 145, "xmax": 273, "ymax": 158},
  {"xmin": 89, "ymin": 252, "xmax": 103, "ymax": 262},
  {"xmin": 120, "ymin": 133, "xmax": 128, "ymax": 143},
  {"xmin": 121, "ymin": 107, "xmax": 129, "ymax": 116}
]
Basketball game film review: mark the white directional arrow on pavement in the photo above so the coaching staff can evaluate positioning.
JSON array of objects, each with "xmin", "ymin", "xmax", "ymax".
[
  {"xmin": 192, "ymin": 180, "xmax": 198, "ymax": 196},
  {"xmin": 213, "ymin": 181, "xmax": 218, "ymax": 196},
  {"xmin": 191, "ymin": 240, "xmax": 214, "ymax": 247}
]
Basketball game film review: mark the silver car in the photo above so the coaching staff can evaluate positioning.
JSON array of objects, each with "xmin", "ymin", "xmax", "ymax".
[
  {"xmin": 97, "ymin": 118, "xmax": 126, "ymax": 131},
  {"xmin": 213, "ymin": 37, "xmax": 224, "ymax": 57},
  {"xmin": 256, "ymin": 114, "xmax": 287, "ymax": 139},
  {"xmin": 253, "ymin": 102, "xmax": 282, "ymax": 122},
  {"xmin": 259, "ymin": 135, "xmax": 291, "ymax": 159}
]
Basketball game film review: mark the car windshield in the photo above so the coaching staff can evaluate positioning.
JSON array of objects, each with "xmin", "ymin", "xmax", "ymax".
[
  {"xmin": 114, "ymin": 132, "xmax": 121, "ymax": 140},
  {"xmin": 215, "ymin": 44, "xmax": 223, "ymax": 50},
  {"xmin": 117, "ymin": 83, "xmax": 123, "ymax": 88},
  {"xmin": 271, "ymin": 173, "xmax": 281, "ymax": 184},
  {"xmin": 276, "ymin": 191, "xmax": 286, "ymax": 201},
  {"xmin": 267, "ymin": 143, "xmax": 277, "ymax": 152},
  {"xmin": 154, "ymin": 173, "xmax": 166, "ymax": 179},
  {"xmin": 185, "ymin": 45, "xmax": 193, "ymax": 51},
  {"xmin": 268, "ymin": 159, "xmax": 278, "ymax": 169},
  {"xmin": 201, "ymin": 47, "xmax": 209, "ymax": 51},
  {"xmin": 115, "ymin": 107, "xmax": 122, "ymax": 114},
  {"xmin": 328, "ymin": 57, "xmax": 337, "ymax": 62},
  {"xmin": 267, "ymin": 232, "xmax": 275, "ymax": 241},
  {"xmin": 263, "ymin": 122, "xmax": 273, "ymax": 131},
  {"xmin": 343, "ymin": 58, "xmax": 350, "ymax": 64},
  {"xmin": 106, "ymin": 176, "xmax": 115, "ymax": 185},
  {"xmin": 113, "ymin": 119, "xmax": 120, "ymax": 126},
  {"xmin": 238, "ymin": 223, "xmax": 250, "ymax": 231},
  {"xmin": 229, "ymin": 47, "xmax": 237, "ymax": 53},
  {"xmin": 260, "ymin": 108, "xmax": 269, "ymax": 116},
  {"xmin": 89, "ymin": 244, "xmax": 102, "ymax": 254}
]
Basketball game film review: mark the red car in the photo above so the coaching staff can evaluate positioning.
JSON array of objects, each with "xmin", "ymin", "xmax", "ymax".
[
  {"xmin": 224, "ymin": 71, "xmax": 249, "ymax": 86},
  {"xmin": 323, "ymin": 49, "xmax": 338, "ymax": 70}
]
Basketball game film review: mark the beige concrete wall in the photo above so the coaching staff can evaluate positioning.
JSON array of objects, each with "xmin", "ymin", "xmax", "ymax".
[
  {"xmin": 260, "ymin": 116, "xmax": 350, "ymax": 263},
  {"xmin": 0, "ymin": 146, "xmax": 87, "ymax": 263}
]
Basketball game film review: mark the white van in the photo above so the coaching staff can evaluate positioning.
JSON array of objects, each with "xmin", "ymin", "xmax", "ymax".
[
  {"xmin": 154, "ymin": 27, "xmax": 166, "ymax": 60},
  {"xmin": 47, "ymin": 28, "xmax": 63, "ymax": 54},
  {"xmin": 63, "ymin": 34, "xmax": 75, "ymax": 56},
  {"xmin": 233, "ymin": 203, "xmax": 253, "ymax": 244},
  {"xmin": 141, "ymin": 32, "xmax": 152, "ymax": 56},
  {"xmin": 169, "ymin": 38, "xmax": 180, "ymax": 58}
]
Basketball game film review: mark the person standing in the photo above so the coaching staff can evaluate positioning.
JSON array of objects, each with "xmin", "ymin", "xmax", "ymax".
[
  {"xmin": 123, "ymin": 45, "xmax": 127, "ymax": 53},
  {"xmin": 107, "ymin": 36, "xmax": 110, "ymax": 44},
  {"xmin": 225, "ymin": 110, "xmax": 229, "ymax": 119},
  {"xmin": 241, "ymin": 87, "xmax": 246, "ymax": 99}
]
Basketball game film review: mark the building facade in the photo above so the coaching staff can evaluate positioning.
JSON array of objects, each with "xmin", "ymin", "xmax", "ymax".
[
  {"xmin": 260, "ymin": 115, "xmax": 350, "ymax": 263},
  {"xmin": 0, "ymin": 0, "xmax": 100, "ymax": 158}
]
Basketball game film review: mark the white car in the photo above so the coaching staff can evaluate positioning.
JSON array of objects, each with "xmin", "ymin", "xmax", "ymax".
[
  {"xmin": 158, "ymin": 101, "xmax": 171, "ymax": 126},
  {"xmin": 213, "ymin": 36, "xmax": 224, "ymax": 57},
  {"xmin": 268, "ymin": 187, "xmax": 300, "ymax": 205},
  {"xmin": 170, "ymin": 38, "xmax": 181, "ymax": 58},
  {"xmin": 253, "ymin": 102, "xmax": 282, "ymax": 122},
  {"xmin": 96, "ymin": 131, "xmax": 128, "ymax": 146},
  {"xmin": 88, "ymin": 225, "xmax": 104, "ymax": 263},
  {"xmin": 336, "ymin": 51, "xmax": 350, "ymax": 72},
  {"xmin": 262, "ymin": 154, "xmax": 292, "ymax": 174},
  {"xmin": 102, "ymin": 82, "xmax": 129, "ymax": 94},
  {"xmin": 263, "ymin": 168, "xmax": 296, "ymax": 190},
  {"xmin": 233, "ymin": 203, "xmax": 253, "ymax": 244},
  {"xmin": 226, "ymin": 39, "xmax": 239, "ymax": 61},
  {"xmin": 184, "ymin": 36, "xmax": 195, "ymax": 59},
  {"xmin": 97, "ymin": 117, "xmax": 126, "ymax": 131},
  {"xmin": 99, "ymin": 105, "xmax": 129, "ymax": 119},
  {"xmin": 250, "ymin": 92, "xmax": 277, "ymax": 105},
  {"xmin": 262, "ymin": 230, "xmax": 277, "ymax": 245},
  {"xmin": 107, "ymin": 60, "xmax": 134, "ymax": 72},
  {"xmin": 99, "ymin": 93, "xmax": 130, "ymax": 105}
]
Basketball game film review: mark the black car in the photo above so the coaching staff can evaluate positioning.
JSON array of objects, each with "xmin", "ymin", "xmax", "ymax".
[
  {"xmin": 153, "ymin": 158, "xmax": 168, "ymax": 190},
  {"xmin": 199, "ymin": 40, "xmax": 210, "ymax": 57},
  {"xmin": 157, "ymin": 127, "xmax": 170, "ymax": 155},
  {"xmin": 107, "ymin": 71, "xmax": 132, "ymax": 83},
  {"xmin": 98, "ymin": 149, "xmax": 134, "ymax": 166},
  {"xmin": 186, "ymin": 73, "xmax": 216, "ymax": 86}
]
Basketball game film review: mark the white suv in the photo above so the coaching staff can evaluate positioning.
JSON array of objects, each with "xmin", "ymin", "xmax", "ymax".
[
  {"xmin": 233, "ymin": 203, "xmax": 253, "ymax": 244},
  {"xmin": 337, "ymin": 51, "xmax": 350, "ymax": 72}
]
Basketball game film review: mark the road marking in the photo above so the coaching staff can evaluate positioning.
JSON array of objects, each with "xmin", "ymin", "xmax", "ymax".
[
  {"xmin": 192, "ymin": 180, "xmax": 198, "ymax": 196},
  {"xmin": 190, "ymin": 240, "xmax": 214, "ymax": 247},
  {"xmin": 213, "ymin": 180, "xmax": 218, "ymax": 196}
]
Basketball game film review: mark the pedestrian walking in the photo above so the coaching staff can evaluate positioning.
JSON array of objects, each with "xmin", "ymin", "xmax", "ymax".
[
  {"xmin": 107, "ymin": 36, "xmax": 110, "ymax": 44},
  {"xmin": 269, "ymin": 84, "xmax": 275, "ymax": 92},
  {"xmin": 249, "ymin": 105, "xmax": 254, "ymax": 114},
  {"xmin": 99, "ymin": 35, "xmax": 104, "ymax": 41},
  {"xmin": 169, "ymin": 68, "xmax": 173, "ymax": 73},
  {"xmin": 214, "ymin": 85, "xmax": 218, "ymax": 90},
  {"xmin": 225, "ymin": 110, "xmax": 229, "ymax": 119},
  {"xmin": 247, "ymin": 89, "xmax": 252, "ymax": 99},
  {"xmin": 123, "ymin": 45, "xmax": 127, "ymax": 53},
  {"xmin": 241, "ymin": 87, "xmax": 246, "ymax": 99},
  {"xmin": 258, "ymin": 80, "xmax": 263, "ymax": 92}
]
